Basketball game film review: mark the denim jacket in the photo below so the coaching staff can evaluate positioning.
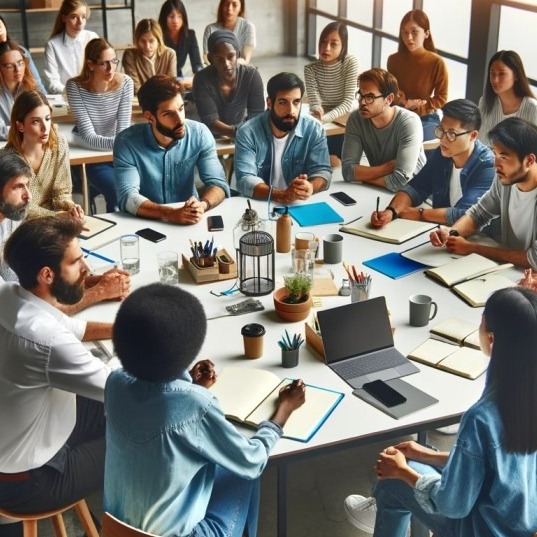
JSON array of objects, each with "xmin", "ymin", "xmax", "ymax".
[
  {"xmin": 400, "ymin": 140, "xmax": 495, "ymax": 225},
  {"xmin": 114, "ymin": 122, "xmax": 229, "ymax": 215},
  {"xmin": 234, "ymin": 110, "xmax": 332, "ymax": 198},
  {"xmin": 103, "ymin": 369, "xmax": 282, "ymax": 537},
  {"xmin": 415, "ymin": 387, "xmax": 537, "ymax": 536}
]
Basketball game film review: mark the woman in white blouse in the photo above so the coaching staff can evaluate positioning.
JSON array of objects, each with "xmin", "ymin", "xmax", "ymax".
[
  {"xmin": 478, "ymin": 50, "xmax": 537, "ymax": 144},
  {"xmin": 44, "ymin": 0, "xmax": 99, "ymax": 94},
  {"xmin": 66, "ymin": 38, "xmax": 133, "ymax": 212}
]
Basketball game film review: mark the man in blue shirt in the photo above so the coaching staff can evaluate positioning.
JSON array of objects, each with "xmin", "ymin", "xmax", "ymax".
[
  {"xmin": 114, "ymin": 75, "xmax": 230, "ymax": 225},
  {"xmin": 370, "ymin": 99, "xmax": 494, "ymax": 227},
  {"xmin": 235, "ymin": 72, "xmax": 332, "ymax": 203}
]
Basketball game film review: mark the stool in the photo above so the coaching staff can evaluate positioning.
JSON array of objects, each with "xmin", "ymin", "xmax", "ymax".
[{"xmin": 0, "ymin": 499, "xmax": 99, "ymax": 537}]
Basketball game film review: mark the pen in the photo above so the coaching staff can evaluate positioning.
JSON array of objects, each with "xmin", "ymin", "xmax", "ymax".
[
  {"xmin": 376, "ymin": 196, "xmax": 380, "ymax": 216},
  {"xmin": 87, "ymin": 236, "xmax": 120, "ymax": 252},
  {"xmin": 81, "ymin": 247, "xmax": 116, "ymax": 265}
]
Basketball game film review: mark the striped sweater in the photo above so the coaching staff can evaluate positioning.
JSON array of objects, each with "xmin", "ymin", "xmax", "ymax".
[
  {"xmin": 304, "ymin": 55, "xmax": 359, "ymax": 123},
  {"xmin": 65, "ymin": 75, "xmax": 133, "ymax": 151}
]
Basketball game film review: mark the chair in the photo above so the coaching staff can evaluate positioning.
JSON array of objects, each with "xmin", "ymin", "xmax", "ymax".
[
  {"xmin": 0, "ymin": 499, "xmax": 99, "ymax": 537},
  {"xmin": 102, "ymin": 512, "xmax": 158, "ymax": 537}
]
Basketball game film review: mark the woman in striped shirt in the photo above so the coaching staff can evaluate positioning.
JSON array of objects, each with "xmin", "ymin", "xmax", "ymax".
[
  {"xmin": 304, "ymin": 22, "xmax": 359, "ymax": 160},
  {"xmin": 478, "ymin": 50, "xmax": 537, "ymax": 144},
  {"xmin": 66, "ymin": 38, "xmax": 133, "ymax": 212},
  {"xmin": 4, "ymin": 89, "xmax": 83, "ymax": 221}
]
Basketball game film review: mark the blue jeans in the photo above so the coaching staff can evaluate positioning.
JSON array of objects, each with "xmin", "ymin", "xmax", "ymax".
[
  {"xmin": 189, "ymin": 466, "xmax": 260, "ymax": 537},
  {"xmin": 421, "ymin": 112, "xmax": 440, "ymax": 143},
  {"xmin": 87, "ymin": 162, "xmax": 117, "ymax": 213},
  {"xmin": 372, "ymin": 461, "xmax": 458, "ymax": 537}
]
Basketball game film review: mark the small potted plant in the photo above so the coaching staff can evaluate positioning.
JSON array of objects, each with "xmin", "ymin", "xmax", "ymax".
[{"xmin": 273, "ymin": 273, "xmax": 313, "ymax": 322}]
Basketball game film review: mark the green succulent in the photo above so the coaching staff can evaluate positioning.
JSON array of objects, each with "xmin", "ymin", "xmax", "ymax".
[{"xmin": 283, "ymin": 273, "xmax": 312, "ymax": 302}]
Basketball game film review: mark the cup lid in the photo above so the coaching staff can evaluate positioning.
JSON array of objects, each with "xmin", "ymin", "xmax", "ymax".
[{"xmin": 241, "ymin": 323, "xmax": 266, "ymax": 337}]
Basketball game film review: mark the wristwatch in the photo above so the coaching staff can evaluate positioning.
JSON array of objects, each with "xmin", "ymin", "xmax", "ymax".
[
  {"xmin": 386, "ymin": 206, "xmax": 398, "ymax": 220},
  {"xmin": 449, "ymin": 230, "xmax": 460, "ymax": 237}
]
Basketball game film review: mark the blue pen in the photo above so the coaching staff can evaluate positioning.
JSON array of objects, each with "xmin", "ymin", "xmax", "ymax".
[{"xmin": 81, "ymin": 247, "xmax": 116, "ymax": 265}]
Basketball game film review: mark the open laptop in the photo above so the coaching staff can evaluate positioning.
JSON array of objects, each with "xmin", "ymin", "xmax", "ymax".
[{"xmin": 317, "ymin": 296, "xmax": 419, "ymax": 389}]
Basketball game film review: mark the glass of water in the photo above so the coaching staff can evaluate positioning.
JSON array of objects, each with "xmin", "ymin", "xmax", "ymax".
[
  {"xmin": 157, "ymin": 251, "xmax": 179, "ymax": 284},
  {"xmin": 120, "ymin": 234, "xmax": 140, "ymax": 275}
]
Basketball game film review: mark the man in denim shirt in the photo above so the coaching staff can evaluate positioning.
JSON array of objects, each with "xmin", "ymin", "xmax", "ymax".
[
  {"xmin": 235, "ymin": 72, "xmax": 332, "ymax": 203},
  {"xmin": 105, "ymin": 284, "xmax": 305, "ymax": 537},
  {"xmin": 114, "ymin": 75, "xmax": 230, "ymax": 225},
  {"xmin": 371, "ymin": 99, "xmax": 494, "ymax": 228}
]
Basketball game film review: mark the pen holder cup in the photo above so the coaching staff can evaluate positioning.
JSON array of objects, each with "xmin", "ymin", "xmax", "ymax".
[
  {"xmin": 217, "ymin": 253, "xmax": 234, "ymax": 274},
  {"xmin": 192, "ymin": 256, "xmax": 215, "ymax": 269},
  {"xmin": 281, "ymin": 348, "xmax": 299, "ymax": 368},
  {"xmin": 350, "ymin": 282, "xmax": 371, "ymax": 303}
]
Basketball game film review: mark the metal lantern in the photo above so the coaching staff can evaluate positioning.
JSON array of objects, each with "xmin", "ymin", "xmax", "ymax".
[{"xmin": 238, "ymin": 231, "xmax": 275, "ymax": 296}]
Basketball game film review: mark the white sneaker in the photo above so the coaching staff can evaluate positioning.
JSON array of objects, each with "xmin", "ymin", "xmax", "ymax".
[{"xmin": 344, "ymin": 495, "xmax": 376, "ymax": 534}]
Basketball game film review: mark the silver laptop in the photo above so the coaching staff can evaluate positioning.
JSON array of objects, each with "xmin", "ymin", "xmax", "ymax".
[{"xmin": 317, "ymin": 297, "xmax": 419, "ymax": 389}]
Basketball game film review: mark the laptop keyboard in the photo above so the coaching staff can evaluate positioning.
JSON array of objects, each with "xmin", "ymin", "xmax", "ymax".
[{"xmin": 332, "ymin": 348, "xmax": 406, "ymax": 378}]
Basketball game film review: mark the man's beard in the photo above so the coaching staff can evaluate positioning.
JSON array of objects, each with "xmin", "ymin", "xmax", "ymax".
[
  {"xmin": 51, "ymin": 273, "xmax": 85, "ymax": 305},
  {"xmin": 155, "ymin": 117, "xmax": 185, "ymax": 140},
  {"xmin": 0, "ymin": 200, "xmax": 28, "ymax": 221},
  {"xmin": 270, "ymin": 108, "xmax": 299, "ymax": 133}
]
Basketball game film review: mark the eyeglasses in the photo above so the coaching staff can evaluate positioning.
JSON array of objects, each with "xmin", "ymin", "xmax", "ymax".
[
  {"xmin": 434, "ymin": 125, "xmax": 472, "ymax": 142},
  {"xmin": 355, "ymin": 90, "xmax": 385, "ymax": 105},
  {"xmin": 1, "ymin": 59, "xmax": 25, "ymax": 72},
  {"xmin": 94, "ymin": 59, "xmax": 119, "ymax": 69}
]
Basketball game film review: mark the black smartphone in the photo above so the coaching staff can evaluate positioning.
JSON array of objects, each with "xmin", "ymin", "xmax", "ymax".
[
  {"xmin": 207, "ymin": 215, "xmax": 224, "ymax": 231},
  {"xmin": 330, "ymin": 191, "xmax": 357, "ymax": 206},
  {"xmin": 362, "ymin": 380, "xmax": 407, "ymax": 407},
  {"xmin": 135, "ymin": 228, "xmax": 167, "ymax": 243}
]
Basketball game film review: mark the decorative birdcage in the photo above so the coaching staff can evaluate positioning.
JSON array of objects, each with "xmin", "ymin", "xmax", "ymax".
[{"xmin": 238, "ymin": 231, "xmax": 275, "ymax": 296}]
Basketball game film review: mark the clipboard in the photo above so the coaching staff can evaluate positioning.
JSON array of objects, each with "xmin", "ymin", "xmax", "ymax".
[{"xmin": 79, "ymin": 215, "xmax": 117, "ymax": 240}]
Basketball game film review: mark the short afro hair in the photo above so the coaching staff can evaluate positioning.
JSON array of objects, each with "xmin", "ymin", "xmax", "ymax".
[{"xmin": 113, "ymin": 283, "xmax": 207, "ymax": 382}]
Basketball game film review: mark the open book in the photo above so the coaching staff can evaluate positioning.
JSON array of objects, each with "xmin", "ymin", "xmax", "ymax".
[
  {"xmin": 79, "ymin": 215, "xmax": 117, "ymax": 240},
  {"xmin": 210, "ymin": 367, "xmax": 344, "ymax": 442},
  {"xmin": 429, "ymin": 318, "xmax": 480, "ymax": 348},
  {"xmin": 407, "ymin": 338, "xmax": 489, "ymax": 379},
  {"xmin": 340, "ymin": 218, "xmax": 437, "ymax": 244}
]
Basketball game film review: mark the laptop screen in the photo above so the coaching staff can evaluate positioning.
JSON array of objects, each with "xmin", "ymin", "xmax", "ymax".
[{"xmin": 317, "ymin": 297, "xmax": 394, "ymax": 364}]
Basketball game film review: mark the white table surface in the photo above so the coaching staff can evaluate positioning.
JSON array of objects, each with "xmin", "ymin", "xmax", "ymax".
[{"xmin": 76, "ymin": 169, "xmax": 522, "ymax": 535}]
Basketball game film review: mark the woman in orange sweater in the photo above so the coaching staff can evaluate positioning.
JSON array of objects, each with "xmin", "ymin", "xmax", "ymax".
[{"xmin": 387, "ymin": 9, "xmax": 448, "ymax": 142}]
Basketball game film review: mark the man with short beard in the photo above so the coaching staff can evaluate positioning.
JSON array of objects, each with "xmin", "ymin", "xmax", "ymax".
[
  {"xmin": 0, "ymin": 153, "xmax": 131, "ymax": 314},
  {"xmin": 115, "ymin": 75, "xmax": 230, "ymax": 225},
  {"xmin": 235, "ymin": 72, "xmax": 332, "ymax": 203},
  {"xmin": 0, "ymin": 216, "xmax": 114, "ymax": 533}
]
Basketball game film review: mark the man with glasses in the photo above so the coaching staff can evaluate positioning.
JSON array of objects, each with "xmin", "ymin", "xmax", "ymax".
[
  {"xmin": 371, "ymin": 99, "xmax": 494, "ymax": 228},
  {"xmin": 342, "ymin": 68, "xmax": 426, "ymax": 192},
  {"xmin": 430, "ymin": 117, "xmax": 537, "ymax": 270}
]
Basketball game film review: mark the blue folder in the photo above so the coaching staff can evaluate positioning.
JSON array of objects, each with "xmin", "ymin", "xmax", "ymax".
[
  {"xmin": 288, "ymin": 202, "xmax": 343, "ymax": 226},
  {"xmin": 363, "ymin": 252, "xmax": 428, "ymax": 280}
]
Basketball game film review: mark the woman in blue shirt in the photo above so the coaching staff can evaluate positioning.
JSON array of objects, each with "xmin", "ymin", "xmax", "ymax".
[{"xmin": 345, "ymin": 286, "xmax": 537, "ymax": 537}]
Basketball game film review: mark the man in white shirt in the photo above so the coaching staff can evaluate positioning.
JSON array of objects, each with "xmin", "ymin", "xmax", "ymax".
[
  {"xmin": 0, "ymin": 154, "xmax": 130, "ymax": 313},
  {"xmin": 235, "ymin": 72, "xmax": 332, "ymax": 203},
  {"xmin": 342, "ymin": 68, "xmax": 426, "ymax": 192},
  {"xmin": 0, "ymin": 216, "xmax": 113, "ymax": 526},
  {"xmin": 430, "ymin": 117, "xmax": 537, "ymax": 269}
]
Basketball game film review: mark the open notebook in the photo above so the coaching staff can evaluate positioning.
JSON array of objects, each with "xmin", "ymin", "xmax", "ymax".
[
  {"xmin": 210, "ymin": 367, "xmax": 343, "ymax": 442},
  {"xmin": 340, "ymin": 218, "xmax": 437, "ymax": 244}
]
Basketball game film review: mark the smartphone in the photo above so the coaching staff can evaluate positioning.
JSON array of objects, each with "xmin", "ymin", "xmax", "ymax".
[
  {"xmin": 330, "ymin": 191, "xmax": 357, "ymax": 206},
  {"xmin": 207, "ymin": 215, "xmax": 224, "ymax": 232},
  {"xmin": 135, "ymin": 228, "xmax": 167, "ymax": 243},
  {"xmin": 362, "ymin": 380, "xmax": 407, "ymax": 407}
]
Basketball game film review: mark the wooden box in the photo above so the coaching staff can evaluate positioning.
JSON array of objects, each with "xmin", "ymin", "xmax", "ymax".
[
  {"xmin": 305, "ymin": 320, "xmax": 325, "ymax": 361},
  {"xmin": 182, "ymin": 249, "xmax": 237, "ymax": 283},
  {"xmin": 29, "ymin": 0, "xmax": 62, "ymax": 8}
]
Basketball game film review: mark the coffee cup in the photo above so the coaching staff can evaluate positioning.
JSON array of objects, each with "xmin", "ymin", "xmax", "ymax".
[
  {"xmin": 295, "ymin": 232, "xmax": 316, "ymax": 251},
  {"xmin": 241, "ymin": 323, "xmax": 266, "ymax": 359},
  {"xmin": 409, "ymin": 294, "xmax": 438, "ymax": 327},
  {"xmin": 323, "ymin": 233, "xmax": 343, "ymax": 264}
]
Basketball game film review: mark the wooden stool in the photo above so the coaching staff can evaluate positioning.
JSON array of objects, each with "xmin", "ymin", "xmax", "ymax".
[{"xmin": 0, "ymin": 499, "xmax": 99, "ymax": 537}]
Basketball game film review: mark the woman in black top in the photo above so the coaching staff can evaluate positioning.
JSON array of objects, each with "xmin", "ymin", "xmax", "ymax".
[{"xmin": 158, "ymin": 0, "xmax": 203, "ymax": 85}]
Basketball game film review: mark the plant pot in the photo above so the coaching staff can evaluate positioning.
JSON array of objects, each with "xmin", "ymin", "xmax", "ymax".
[{"xmin": 273, "ymin": 287, "xmax": 312, "ymax": 322}]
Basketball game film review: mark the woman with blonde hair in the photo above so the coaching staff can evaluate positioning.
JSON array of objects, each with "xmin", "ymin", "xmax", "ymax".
[
  {"xmin": 66, "ymin": 38, "xmax": 133, "ymax": 212},
  {"xmin": 0, "ymin": 40, "xmax": 37, "ymax": 140},
  {"xmin": 387, "ymin": 9, "xmax": 448, "ymax": 141},
  {"xmin": 478, "ymin": 50, "xmax": 537, "ymax": 143},
  {"xmin": 122, "ymin": 19, "xmax": 176, "ymax": 94},
  {"xmin": 44, "ymin": 0, "xmax": 99, "ymax": 94},
  {"xmin": 4, "ymin": 89, "xmax": 83, "ymax": 220}
]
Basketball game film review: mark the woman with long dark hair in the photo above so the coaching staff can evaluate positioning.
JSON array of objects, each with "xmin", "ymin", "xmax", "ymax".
[
  {"xmin": 478, "ymin": 50, "xmax": 537, "ymax": 144},
  {"xmin": 387, "ymin": 9, "xmax": 448, "ymax": 141},
  {"xmin": 345, "ymin": 286, "xmax": 537, "ymax": 536}
]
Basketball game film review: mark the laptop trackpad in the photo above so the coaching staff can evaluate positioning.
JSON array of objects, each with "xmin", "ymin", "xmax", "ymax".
[{"xmin": 348, "ymin": 368, "xmax": 399, "ymax": 389}]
